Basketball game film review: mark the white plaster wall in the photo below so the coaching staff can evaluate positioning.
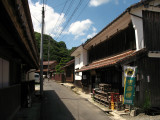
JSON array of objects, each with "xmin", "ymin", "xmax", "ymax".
[
  {"xmin": 75, "ymin": 54, "xmax": 82, "ymax": 80},
  {"xmin": 131, "ymin": 14, "xmax": 144, "ymax": 50},
  {"xmin": 29, "ymin": 69, "xmax": 35, "ymax": 81},
  {"xmin": 80, "ymin": 53, "xmax": 83, "ymax": 68},
  {"xmin": 75, "ymin": 55, "xmax": 82, "ymax": 80},
  {"xmin": 29, "ymin": 72, "xmax": 35, "ymax": 81},
  {"xmin": 74, "ymin": 48, "xmax": 88, "ymax": 80},
  {"xmin": 75, "ymin": 55, "xmax": 80, "ymax": 69},
  {"xmin": 131, "ymin": 1, "xmax": 160, "ymax": 50},
  {"xmin": 75, "ymin": 72, "xmax": 82, "ymax": 80},
  {"xmin": 26, "ymin": 69, "xmax": 36, "ymax": 81}
]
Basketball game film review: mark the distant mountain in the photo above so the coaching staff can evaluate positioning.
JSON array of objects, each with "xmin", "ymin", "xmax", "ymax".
[{"xmin": 34, "ymin": 32, "xmax": 75, "ymax": 63}]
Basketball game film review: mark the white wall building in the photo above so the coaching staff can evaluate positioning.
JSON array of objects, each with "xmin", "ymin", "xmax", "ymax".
[
  {"xmin": 71, "ymin": 45, "xmax": 87, "ymax": 81},
  {"xmin": 71, "ymin": 0, "xmax": 160, "ymax": 86},
  {"xmin": 130, "ymin": 0, "xmax": 160, "ymax": 50}
]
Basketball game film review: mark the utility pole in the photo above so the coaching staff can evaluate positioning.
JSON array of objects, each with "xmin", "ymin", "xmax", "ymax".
[
  {"xmin": 40, "ymin": 2, "xmax": 45, "ymax": 97},
  {"xmin": 47, "ymin": 36, "xmax": 50, "ymax": 80}
]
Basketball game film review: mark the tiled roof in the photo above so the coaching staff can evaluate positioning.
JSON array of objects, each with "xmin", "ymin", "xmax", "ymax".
[
  {"xmin": 76, "ymin": 49, "xmax": 146, "ymax": 72},
  {"xmin": 63, "ymin": 59, "xmax": 75, "ymax": 68},
  {"xmin": 43, "ymin": 61, "xmax": 57, "ymax": 65}
]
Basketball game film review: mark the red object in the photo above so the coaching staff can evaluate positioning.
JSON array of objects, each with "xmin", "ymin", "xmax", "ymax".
[
  {"xmin": 92, "ymin": 89, "xmax": 95, "ymax": 94},
  {"xmin": 111, "ymin": 93, "xmax": 120, "ymax": 102}
]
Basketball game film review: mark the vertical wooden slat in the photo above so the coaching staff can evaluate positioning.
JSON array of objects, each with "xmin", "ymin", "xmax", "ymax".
[{"xmin": 143, "ymin": 10, "xmax": 160, "ymax": 51}]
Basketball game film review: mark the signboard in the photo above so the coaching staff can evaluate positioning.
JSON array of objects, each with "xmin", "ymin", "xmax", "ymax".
[{"xmin": 124, "ymin": 66, "xmax": 137, "ymax": 105}]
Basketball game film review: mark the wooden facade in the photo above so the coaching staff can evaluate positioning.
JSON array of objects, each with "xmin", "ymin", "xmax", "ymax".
[
  {"xmin": 88, "ymin": 23, "xmax": 136, "ymax": 63},
  {"xmin": 63, "ymin": 59, "xmax": 75, "ymax": 83},
  {"xmin": 81, "ymin": 23, "xmax": 136, "ymax": 93},
  {"xmin": 135, "ymin": 56, "xmax": 160, "ymax": 107},
  {"xmin": 143, "ymin": 10, "xmax": 160, "ymax": 51},
  {"xmin": 133, "ymin": 10, "xmax": 160, "ymax": 107},
  {"xmin": 0, "ymin": 0, "xmax": 39, "ymax": 119},
  {"xmin": 36, "ymin": 61, "xmax": 58, "ymax": 78},
  {"xmin": 72, "ymin": 0, "xmax": 160, "ymax": 109},
  {"xmin": 77, "ymin": 0, "xmax": 160, "ymax": 108}
]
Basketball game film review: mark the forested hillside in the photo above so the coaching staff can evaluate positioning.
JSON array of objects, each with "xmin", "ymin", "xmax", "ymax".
[{"xmin": 34, "ymin": 32, "xmax": 76, "ymax": 63}]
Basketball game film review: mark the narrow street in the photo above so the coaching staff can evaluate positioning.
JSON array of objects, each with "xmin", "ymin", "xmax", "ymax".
[{"xmin": 41, "ymin": 80, "xmax": 111, "ymax": 120}]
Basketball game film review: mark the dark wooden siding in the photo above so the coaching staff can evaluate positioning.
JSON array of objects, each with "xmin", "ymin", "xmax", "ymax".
[
  {"xmin": 143, "ymin": 10, "xmax": 160, "ymax": 51},
  {"xmin": 100, "ymin": 68, "xmax": 122, "ymax": 91},
  {"xmin": 88, "ymin": 23, "xmax": 136, "ymax": 63},
  {"xmin": 136, "ymin": 57, "xmax": 160, "ymax": 107}
]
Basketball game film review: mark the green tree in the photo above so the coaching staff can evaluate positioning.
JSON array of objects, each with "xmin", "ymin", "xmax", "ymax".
[
  {"xmin": 34, "ymin": 32, "xmax": 73, "ymax": 63},
  {"xmin": 55, "ymin": 57, "xmax": 69, "ymax": 73}
]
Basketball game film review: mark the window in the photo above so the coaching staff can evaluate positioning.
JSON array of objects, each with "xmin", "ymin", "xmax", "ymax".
[{"xmin": 0, "ymin": 58, "xmax": 9, "ymax": 88}]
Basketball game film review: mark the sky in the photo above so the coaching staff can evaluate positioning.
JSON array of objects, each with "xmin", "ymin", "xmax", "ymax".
[{"xmin": 29, "ymin": 0, "xmax": 140, "ymax": 49}]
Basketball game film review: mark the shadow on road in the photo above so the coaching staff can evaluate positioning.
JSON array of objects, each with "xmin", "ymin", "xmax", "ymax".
[{"xmin": 41, "ymin": 90, "xmax": 75, "ymax": 120}]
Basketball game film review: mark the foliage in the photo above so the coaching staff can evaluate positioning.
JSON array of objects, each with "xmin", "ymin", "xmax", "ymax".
[
  {"xmin": 143, "ymin": 90, "xmax": 151, "ymax": 112},
  {"xmin": 34, "ymin": 32, "xmax": 75, "ymax": 73},
  {"xmin": 34, "ymin": 32, "xmax": 73, "ymax": 62},
  {"xmin": 55, "ymin": 57, "xmax": 71, "ymax": 73}
]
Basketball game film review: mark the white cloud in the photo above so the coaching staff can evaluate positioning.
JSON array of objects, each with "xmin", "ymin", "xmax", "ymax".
[
  {"xmin": 87, "ymin": 27, "xmax": 97, "ymax": 39},
  {"xmin": 28, "ymin": 0, "xmax": 65, "ymax": 37},
  {"xmin": 81, "ymin": 38, "xmax": 86, "ymax": 43},
  {"xmin": 87, "ymin": 32, "xmax": 97, "ymax": 39},
  {"xmin": 89, "ymin": 0, "xmax": 111, "ymax": 7},
  {"xmin": 92, "ymin": 27, "xmax": 97, "ymax": 32},
  {"xmin": 81, "ymin": 27, "xmax": 97, "ymax": 43},
  {"xmin": 68, "ymin": 19, "xmax": 93, "ymax": 39}
]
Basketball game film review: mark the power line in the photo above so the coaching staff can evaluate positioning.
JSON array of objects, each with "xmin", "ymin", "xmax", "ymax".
[
  {"xmin": 58, "ymin": 0, "xmax": 90, "ymax": 41},
  {"xmin": 52, "ymin": 0, "xmax": 75, "ymax": 39},
  {"xmin": 55, "ymin": 0, "xmax": 84, "ymax": 40},
  {"xmin": 50, "ymin": 0, "xmax": 68, "ymax": 35},
  {"xmin": 42, "ymin": 0, "xmax": 88, "ymax": 43},
  {"xmin": 31, "ymin": 14, "xmax": 41, "ymax": 23},
  {"xmin": 74, "ymin": 0, "xmax": 90, "ymax": 21}
]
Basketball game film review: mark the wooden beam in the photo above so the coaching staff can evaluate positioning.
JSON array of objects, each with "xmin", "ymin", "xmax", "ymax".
[{"xmin": 1, "ymin": 0, "xmax": 39, "ymax": 68}]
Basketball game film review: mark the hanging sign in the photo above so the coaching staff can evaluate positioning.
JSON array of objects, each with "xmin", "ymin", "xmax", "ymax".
[{"xmin": 123, "ymin": 66, "xmax": 137, "ymax": 105}]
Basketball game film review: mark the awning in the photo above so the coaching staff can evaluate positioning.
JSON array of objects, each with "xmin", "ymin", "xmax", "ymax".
[{"xmin": 76, "ymin": 49, "xmax": 146, "ymax": 72}]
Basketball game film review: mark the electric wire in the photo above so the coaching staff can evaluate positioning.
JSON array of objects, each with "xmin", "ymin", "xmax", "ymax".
[
  {"xmin": 74, "ymin": 0, "xmax": 90, "ymax": 21},
  {"xmin": 40, "ymin": 0, "xmax": 89, "ymax": 45},
  {"xmin": 31, "ymin": 14, "xmax": 41, "ymax": 23},
  {"xmin": 55, "ymin": 0, "xmax": 84, "ymax": 40},
  {"xmin": 58, "ymin": 0, "xmax": 90, "ymax": 41},
  {"xmin": 49, "ymin": 0, "xmax": 68, "ymax": 35},
  {"xmin": 52, "ymin": 0, "xmax": 75, "ymax": 38}
]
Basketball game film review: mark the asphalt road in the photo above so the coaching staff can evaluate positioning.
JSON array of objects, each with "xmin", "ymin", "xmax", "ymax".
[{"xmin": 41, "ymin": 80, "xmax": 111, "ymax": 120}]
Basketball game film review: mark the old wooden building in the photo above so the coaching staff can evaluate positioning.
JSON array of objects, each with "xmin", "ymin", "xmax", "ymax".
[
  {"xmin": 63, "ymin": 59, "xmax": 75, "ymax": 83},
  {"xmin": 0, "ymin": 0, "xmax": 39, "ymax": 119},
  {"xmin": 71, "ymin": 0, "xmax": 160, "ymax": 108},
  {"xmin": 36, "ymin": 60, "xmax": 58, "ymax": 78}
]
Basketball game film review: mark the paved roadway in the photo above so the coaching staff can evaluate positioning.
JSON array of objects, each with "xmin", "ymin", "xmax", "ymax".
[{"xmin": 41, "ymin": 80, "xmax": 111, "ymax": 120}]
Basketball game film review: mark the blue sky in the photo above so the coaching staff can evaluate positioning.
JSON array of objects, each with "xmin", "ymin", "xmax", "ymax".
[{"xmin": 29, "ymin": 0, "xmax": 140, "ymax": 49}]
